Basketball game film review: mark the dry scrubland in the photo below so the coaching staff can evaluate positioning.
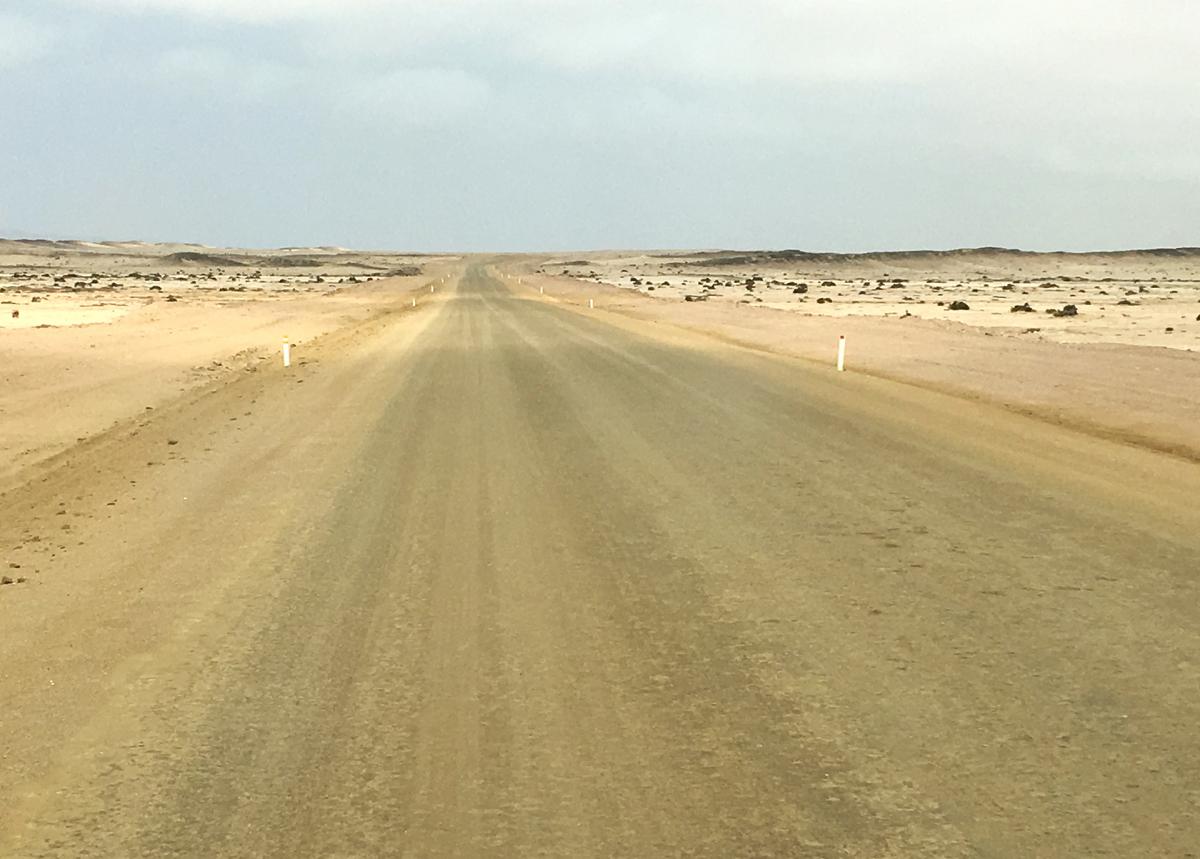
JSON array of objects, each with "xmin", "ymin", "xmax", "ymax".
[
  {"xmin": 2, "ymin": 254, "xmax": 1200, "ymax": 855},
  {"xmin": 4, "ymin": 240, "xmax": 1200, "ymax": 494},
  {"xmin": 551, "ymin": 248, "xmax": 1200, "ymax": 351},
  {"xmin": 519, "ymin": 248, "xmax": 1200, "ymax": 461},
  {"xmin": 0, "ymin": 239, "xmax": 457, "ymax": 487}
]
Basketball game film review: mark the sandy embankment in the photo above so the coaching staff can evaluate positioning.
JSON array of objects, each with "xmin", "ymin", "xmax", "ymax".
[
  {"xmin": 0, "ymin": 242, "xmax": 459, "ymax": 489},
  {"xmin": 510, "ymin": 251, "xmax": 1200, "ymax": 461}
]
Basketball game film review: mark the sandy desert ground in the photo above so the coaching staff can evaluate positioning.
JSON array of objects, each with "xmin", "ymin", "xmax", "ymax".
[
  {"xmin": 515, "ymin": 248, "xmax": 1200, "ymax": 462},
  {"xmin": 2, "ymin": 245, "xmax": 1199, "ymax": 856},
  {"xmin": 545, "ymin": 248, "xmax": 1200, "ymax": 352},
  {"xmin": 0, "ymin": 239, "xmax": 459, "ymax": 487}
]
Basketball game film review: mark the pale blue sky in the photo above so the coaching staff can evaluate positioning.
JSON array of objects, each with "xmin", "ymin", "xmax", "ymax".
[{"xmin": 2, "ymin": 1, "xmax": 1198, "ymax": 251}]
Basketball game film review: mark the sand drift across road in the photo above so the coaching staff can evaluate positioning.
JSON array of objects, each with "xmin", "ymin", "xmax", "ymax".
[{"xmin": 2, "ymin": 266, "xmax": 1199, "ymax": 856}]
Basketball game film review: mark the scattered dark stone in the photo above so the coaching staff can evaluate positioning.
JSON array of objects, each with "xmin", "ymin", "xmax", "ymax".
[
  {"xmin": 948, "ymin": 300, "xmax": 970, "ymax": 311},
  {"xmin": 1165, "ymin": 327, "xmax": 1175, "ymax": 333},
  {"xmin": 10, "ymin": 310, "xmax": 17, "ymax": 319},
  {"xmin": 816, "ymin": 297, "xmax": 833, "ymax": 304},
  {"xmin": 149, "ymin": 284, "xmax": 162, "ymax": 291},
  {"xmin": 792, "ymin": 284, "xmax": 808, "ymax": 294},
  {"xmin": 1117, "ymin": 299, "xmax": 1137, "ymax": 306},
  {"xmin": 1010, "ymin": 303, "xmax": 1035, "ymax": 313},
  {"xmin": 167, "ymin": 439, "xmax": 179, "ymax": 446},
  {"xmin": 1, "ymin": 576, "xmax": 12, "ymax": 586},
  {"xmin": 166, "ymin": 295, "xmax": 178, "ymax": 302},
  {"xmin": 1052, "ymin": 304, "xmax": 1078, "ymax": 317}
]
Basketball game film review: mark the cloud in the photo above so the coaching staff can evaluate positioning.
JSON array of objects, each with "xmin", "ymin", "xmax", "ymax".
[
  {"xmin": 147, "ymin": 46, "xmax": 489, "ymax": 130},
  {"xmin": 57, "ymin": 1, "xmax": 1200, "ymax": 93},
  {"xmin": 168, "ymin": 0, "xmax": 1200, "ymax": 179},
  {"xmin": 342, "ymin": 67, "xmax": 490, "ymax": 127},
  {"xmin": 62, "ymin": 0, "xmax": 384, "ymax": 24},
  {"xmin": 0, "ymin": 13, "xmax": 54, "ymax": 68},
  {"xmin": 15, "ymin": 0, "xmax": 1200, "ymax": 249},
  {"xmin": 153, "ymin": 47, "xmax": 304, "ymax": 99}
]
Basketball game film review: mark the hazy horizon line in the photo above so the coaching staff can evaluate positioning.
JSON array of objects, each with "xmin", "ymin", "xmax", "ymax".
[{"xmin": 4, "ymin": 235, "xmax": 1200, "ymax": 259}]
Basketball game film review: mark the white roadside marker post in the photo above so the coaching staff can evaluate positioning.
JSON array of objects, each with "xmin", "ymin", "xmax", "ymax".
[
  {"xmin": 836, "ymin": 335, "xmax": 846, "ymax": 372},
  {"xmin": 412, "ymin": 297, "xmax": 416, "ymax": 307},
  {"xmin": 588, "ymin": 298, "xmax": 594, "ymax": 309},
  {"xmin": 430, "ymin": 284, "xmax": 435, "ymax": 293},
  {"xmin": 539, "ymin": 286, "xmax": 544, "ymax": 295},
  {"xmin": 282, "ymin": 336, "xmax": 291, "ymax": 368}
]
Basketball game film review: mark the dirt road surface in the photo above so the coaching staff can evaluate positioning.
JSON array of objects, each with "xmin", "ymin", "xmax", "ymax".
[{"xmin": 2, "ymin": 265, "xmax": 1199, "ymax": 857}]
